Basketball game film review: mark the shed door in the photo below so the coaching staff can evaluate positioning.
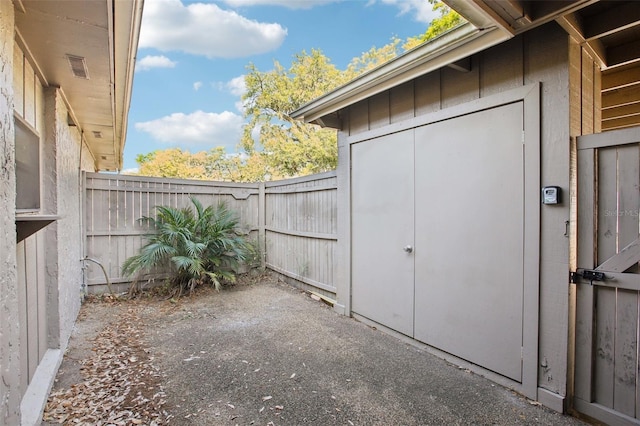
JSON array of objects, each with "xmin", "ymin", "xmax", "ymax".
[
  {"xmin": 351, "ymin": 130, "xmax": 415, "ymax": 336},
  {"xmin": 414, "ymin": 102, "xmax": 526, "ymax": 382},
  {"xmin": 574, "ymin": 127, "xmax": 640, "ymax": 425}
]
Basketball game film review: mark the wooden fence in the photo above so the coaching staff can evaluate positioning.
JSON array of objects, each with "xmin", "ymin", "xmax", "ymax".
[{"xmin": 83, "ymin": 171, "xmax": 337, "ymax": 297}]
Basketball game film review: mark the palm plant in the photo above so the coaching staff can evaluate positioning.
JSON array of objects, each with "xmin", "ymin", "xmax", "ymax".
[{"xmin": 122, "ymin": 197, "xmax": 253, "ymax": 295}]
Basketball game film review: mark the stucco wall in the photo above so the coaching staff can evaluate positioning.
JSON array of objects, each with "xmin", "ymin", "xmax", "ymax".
[
  {"xmin": 0, "ymin": 2, "xmax": 20, "ymax": 424},
  {"xmin": 43, "ymin": 88, "xmax": 92, "ymax": 349}
]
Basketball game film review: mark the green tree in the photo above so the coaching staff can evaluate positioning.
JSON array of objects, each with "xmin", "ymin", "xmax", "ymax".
[
  {"xmin": 135, "ymin": 147, "xmax": 231, "ymax": 180},
  {"xmin": 240, "ymin": 49, "xmax": 345, "ymax": 177},
  {"xmin": 133, "ymin": 1, "xmax": 465, "ymax": 182},
  {"xmin": 404, "ymin": 0, "xmax": 464, "ymax": 50}
]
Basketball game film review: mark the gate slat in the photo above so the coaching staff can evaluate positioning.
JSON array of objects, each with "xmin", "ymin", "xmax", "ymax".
[
  {"xmin": 616, "ymin": 143, "xmax": 640, "ymax": 419},
  {"xmin": 576, "ymin": 147, "xmax": 596, "ymax": 401},
  {"xmin": 618, "ymin": 144, "xmax": 640, "ymax": 271},
  {"xmin": 595, "ymin": 147, "xmax": 620, "ymax": 408},
  {"xmin": 614, "ymin": 289, "xmax": 638, "ymax": 417},
  {"xmin": 575, "ymin": 129, "xmax": 640, "ymax": 424}
]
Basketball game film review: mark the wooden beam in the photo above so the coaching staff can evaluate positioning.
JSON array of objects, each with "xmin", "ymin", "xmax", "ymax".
[
  {"xmin": 602, "ymin": 102, "xmax": 640, "ymax": 120},
  {"xmin": 583, "ymin": 2, "xmax": 640, "ymax": 40},
  {"xmin": 447, "ymin": 57, "xmax": 472, "ymax": 72},
  {"xmin": 602, "ymin": 115, "xmax": 640, "ymax": 130},
  {"xmin": 607, "ymin": 41, "xmax": 640, "ymax": 68},
  {"xmin": 602, "ymin": 85, "xmax": 640, "ymax": 108},
  {"xmin": 314, "ymin": 113, "xmax": 341, "ymax": 129},
  {"xmin": 556, "ymin": 13, "xmax": 606, "ymax": 68},
  {"xmin": 602, "ymin": 63, "xmax": 640, "ymax": 91}
]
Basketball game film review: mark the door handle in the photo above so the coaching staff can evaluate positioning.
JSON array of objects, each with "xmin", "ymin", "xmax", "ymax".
[{"xmin": 403, "ymin": 245, "xmax": 413, "ymax": 253}]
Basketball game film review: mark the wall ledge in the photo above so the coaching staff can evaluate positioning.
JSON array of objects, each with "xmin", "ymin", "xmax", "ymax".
[{"xmin": 20, "ymin": 348, "xmax": 63, "ymax": 426}]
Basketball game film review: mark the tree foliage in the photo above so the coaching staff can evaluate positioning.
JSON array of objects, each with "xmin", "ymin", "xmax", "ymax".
[
  {"xmin": 404, "ymin": 0, "xmax": 464, "ymax": 50},
  {"xmin": 240, "ymin": 49, "xmax": 345, "ymax": 178},
  {"xmin": 131, "ymin": 1, "xmax": 464, "ymax": 182}
]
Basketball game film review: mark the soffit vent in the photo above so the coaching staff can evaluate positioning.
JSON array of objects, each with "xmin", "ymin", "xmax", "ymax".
[
  {"xmin": 92, "ymin": 131, "xmax": 103, "ymax": 138},
  {"xmin": 66, "ymin": 54, "xmax": 89, "ymax": 79}
]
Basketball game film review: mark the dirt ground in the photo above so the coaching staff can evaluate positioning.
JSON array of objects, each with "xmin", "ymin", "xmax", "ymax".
[{"xmin": 44, "ymin": 273, "xmax": 591, "ymax": 425}]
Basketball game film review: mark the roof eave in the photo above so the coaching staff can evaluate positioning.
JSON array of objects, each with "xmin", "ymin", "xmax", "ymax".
[
  {"xmin": 290, "ymin": 23, "xmax": 512, "ymax": 126},
  {"xmin": 111, "ymin": 0, "xmax": 144, "ymax": 171}
]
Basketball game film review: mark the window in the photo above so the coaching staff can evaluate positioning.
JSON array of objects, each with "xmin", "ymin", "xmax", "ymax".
[{"xmin": 15, "ymin": 115, "xmax": 40, "ymax": 211}]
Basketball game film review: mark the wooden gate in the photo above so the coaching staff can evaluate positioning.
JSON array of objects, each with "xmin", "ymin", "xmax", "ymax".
[{"xmin": 575, "ymin": 126, "xmax": 640, "ymax": 425}]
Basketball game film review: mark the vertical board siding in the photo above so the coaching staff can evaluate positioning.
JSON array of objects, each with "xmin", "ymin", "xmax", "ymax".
[
  {"xmin": 264, "ymin": 173, "xmax": 338, "ymax": 297},
  {"xmin": 84, "ymin": 172, "xmax": 337, "ymax": 297}
]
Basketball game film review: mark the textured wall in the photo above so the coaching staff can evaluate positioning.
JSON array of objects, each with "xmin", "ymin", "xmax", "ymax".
[
  {"xmin": 43, "ymin": 88, "xmax": 91, "ymax": 349},
  {"xmin": 0, "ymin": 2, "xmax": 20, "ymax": 424}
]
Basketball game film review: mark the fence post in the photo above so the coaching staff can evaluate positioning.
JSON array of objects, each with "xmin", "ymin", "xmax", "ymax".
[{"xmin": 258, "ymin": 182, "xmax": 266, "ymax": 270}]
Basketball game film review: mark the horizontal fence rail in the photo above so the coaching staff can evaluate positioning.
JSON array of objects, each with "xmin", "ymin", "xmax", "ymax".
[{"xmin": 83, "ymin": 171, "xmax": 337, "ymax": 297}]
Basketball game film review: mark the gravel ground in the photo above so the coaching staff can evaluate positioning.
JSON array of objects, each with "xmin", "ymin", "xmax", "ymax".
[{"xmin": 46, "ymin": 273, "xmax": 592, "ymax": 425}]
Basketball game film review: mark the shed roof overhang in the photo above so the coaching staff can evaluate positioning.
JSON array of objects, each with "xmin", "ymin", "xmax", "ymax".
[
  {"xmin": 290, "ymin": 21, "xmax": 512, "ymax": 127},
  {"xmin": 14, "ymin": 0, "xmax": 144, "ymax": 171},
  {"xmin": 291, "ymin": 0, "xmax": 640, "ymax": 130}
]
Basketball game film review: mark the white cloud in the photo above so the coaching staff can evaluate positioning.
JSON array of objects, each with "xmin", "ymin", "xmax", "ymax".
[
  {"xmin": 135, "ymin": 111, "xmax": 243, "ymax": 148},
  {"xmin": 377, "ymin": 0, "xmax": 439, "ymax": 24},
  {"xmin": 120, "ymin": 168, "xmax": 140, "ymax": 175},
  {"xmin": 226, "ymin": 76, "xmax": 246, "ymax": 97},
  {"xmin": 139, "ymin": 0, "xmax": 287, "ymax": 58},
  {"xmin": 193, "ymin": 81, "xmax": 203, "ymax": 91},
  {"xmin": 135, "ymin": 55, "xmax": 177, "ymax": 71},
  {"xmin": 222, "ymin": 0, "xmax": 340, "ymax": 9}
]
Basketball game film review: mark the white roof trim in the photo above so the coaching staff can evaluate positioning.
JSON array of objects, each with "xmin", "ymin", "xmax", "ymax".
[{"xmin": 290, "ymin": 23, "xmax": 512, "ymax": 125}]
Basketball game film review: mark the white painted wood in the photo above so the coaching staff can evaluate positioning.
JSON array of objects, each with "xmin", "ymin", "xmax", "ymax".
[
  {"xmin": 351, "ymin": 130, "xmax": 415, "ymax": 336},
  {"xmin": 414, "ymin": 101, "xmax": 525, "ymax": 382}
]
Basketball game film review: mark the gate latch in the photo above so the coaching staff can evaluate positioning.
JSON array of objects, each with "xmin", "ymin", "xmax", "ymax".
[{"xmin": 570, "ymin": 269, "xmax": 607, "ymax": 285}]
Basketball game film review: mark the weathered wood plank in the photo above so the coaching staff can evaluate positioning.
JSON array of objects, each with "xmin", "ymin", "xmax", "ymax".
[
  {"xmin": 614, "ymin": 289, "xmax": 638, "ymax": 416},
  {"xmin": 582, "ymin": 49, "xmax": 595, "ymax": 135},
  {"xmin": 597, "ymin": 238, "xmax": 640, "ymax": 273},
  {"xmin": 594, "ymin": 147, "xmax": 620, "ymax": 408},
  {"xmin": 575, "ymin": 147, "xmax": 595, "ymax": 401},
  {"xmin": 595, "ymin": 286, "xmax": 616, "ymax": 408}
]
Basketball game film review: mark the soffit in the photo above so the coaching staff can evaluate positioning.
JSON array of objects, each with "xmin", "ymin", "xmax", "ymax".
[{"xmin": 15, "ymin": 0, "xmax": 142, "ymax": 171}]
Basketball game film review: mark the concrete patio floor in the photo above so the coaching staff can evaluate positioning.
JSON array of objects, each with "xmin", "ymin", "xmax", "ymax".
[{"xmin": 48, "ymin": 274, "xmax": 592, "ymax": 425}]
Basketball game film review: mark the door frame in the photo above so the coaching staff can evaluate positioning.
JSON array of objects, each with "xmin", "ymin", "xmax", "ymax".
[{"xmin": 337, "ymin": 83, "xmax": 541, "ymax": 400}]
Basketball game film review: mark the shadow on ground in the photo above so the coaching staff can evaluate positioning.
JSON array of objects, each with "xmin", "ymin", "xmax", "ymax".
[{"xmin": 48, "ymin": 274, "xmax": 590, "ymax": 425}]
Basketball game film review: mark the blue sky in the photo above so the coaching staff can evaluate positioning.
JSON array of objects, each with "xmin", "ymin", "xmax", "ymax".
[{"xmin": 123, "ymin": 0, "xmax": 437, "ymax": 171}]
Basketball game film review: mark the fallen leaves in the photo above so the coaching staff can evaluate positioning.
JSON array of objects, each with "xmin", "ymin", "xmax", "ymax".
[{"xmin": 43, "ymin": 307, "xmax": 170, "ymax": 425}]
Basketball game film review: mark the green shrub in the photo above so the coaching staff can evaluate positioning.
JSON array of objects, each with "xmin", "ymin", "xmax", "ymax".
[{"xmin": 122, "ymin": 197, "xmax": 252, "ymax": 294}]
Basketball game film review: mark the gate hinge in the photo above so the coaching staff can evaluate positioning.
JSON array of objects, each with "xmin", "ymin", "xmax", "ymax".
[{"xmin": 570, "ymin": 269, "xmax": 607, "ymax": 284}]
